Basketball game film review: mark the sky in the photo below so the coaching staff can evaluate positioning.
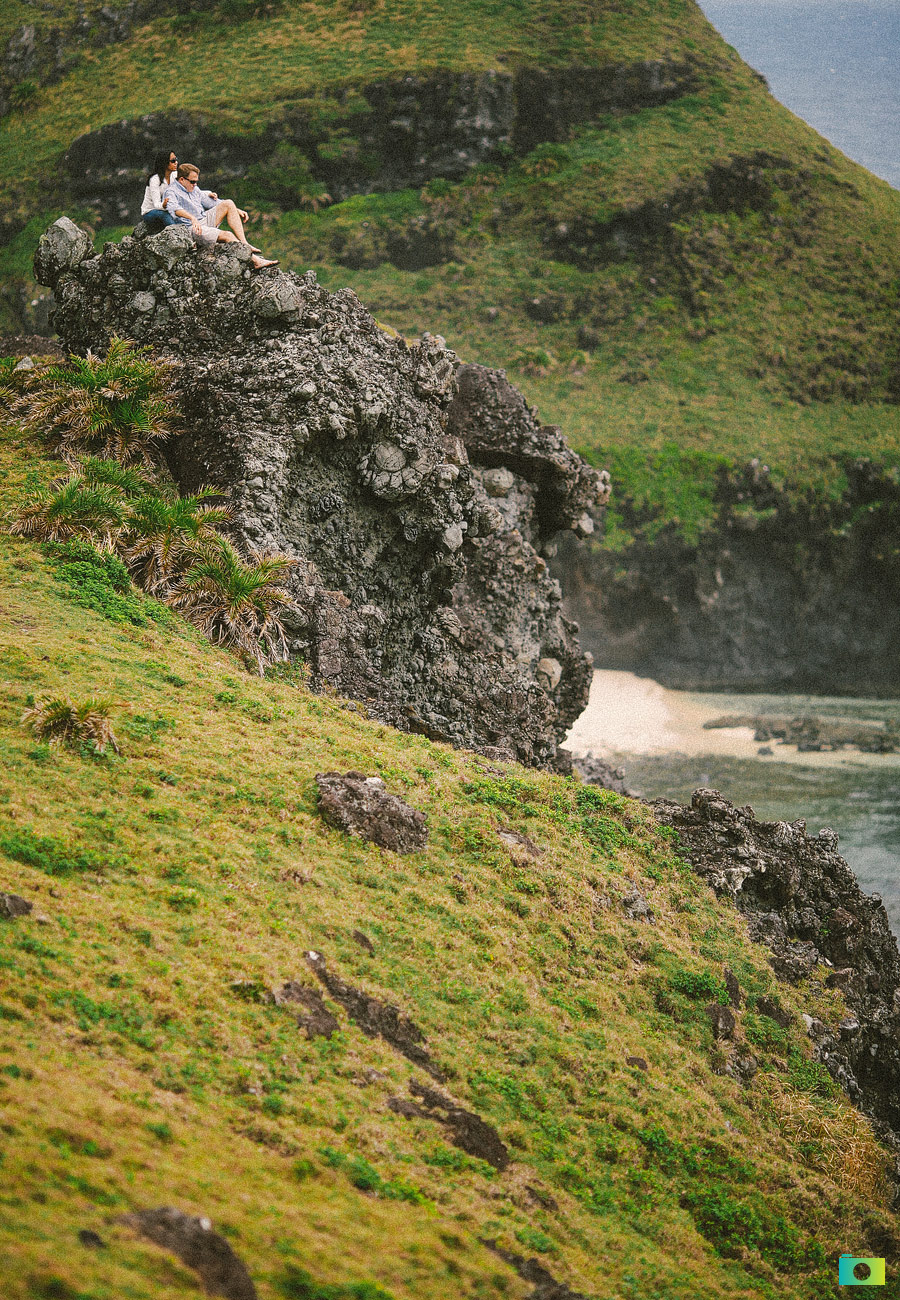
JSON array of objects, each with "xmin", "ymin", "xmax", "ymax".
[{"xmin": 698, "ymin": 0, "xmax": 900, "ymax": 189}]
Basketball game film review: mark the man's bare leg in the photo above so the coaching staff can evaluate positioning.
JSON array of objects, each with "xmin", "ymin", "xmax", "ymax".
[{"xmin": 211, "ymin": 199, "xmax": 256, "ymax": 246}]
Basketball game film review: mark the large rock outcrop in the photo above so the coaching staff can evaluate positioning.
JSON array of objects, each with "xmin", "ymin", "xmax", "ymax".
[
  {"xmin": 655, "ymin": 788, "xmax": 900, "ymax": 1152},
  {"xmin": 36, "ymin": 217, "xmax": 608, "ymax": 766}
]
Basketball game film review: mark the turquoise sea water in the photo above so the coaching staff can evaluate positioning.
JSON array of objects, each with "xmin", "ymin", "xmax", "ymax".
[{"xmin": 699, "ymin": 0, "xmax": 900, "ymax": 189}]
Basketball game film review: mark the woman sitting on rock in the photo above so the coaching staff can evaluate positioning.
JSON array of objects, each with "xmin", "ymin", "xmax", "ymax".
[{"xmin": 141, "ymin": 149, "xmax": 179, "ymax": 230}]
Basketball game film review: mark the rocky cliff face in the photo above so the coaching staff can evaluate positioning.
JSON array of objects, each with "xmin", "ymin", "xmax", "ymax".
[
  {"xmin": 656, "ymin": 789, "xmax": 900, "ymax": 1157},
  {"xmin": 556, "ymin": 458, "xmax": 900, "ymax": 694},
  {"xmin": 35, "ymin": 216, "xmax": 609, "ymax": 766},
  {"xmin": 59, "ymin": 61, "xmax": 699, "ymax": 225}
]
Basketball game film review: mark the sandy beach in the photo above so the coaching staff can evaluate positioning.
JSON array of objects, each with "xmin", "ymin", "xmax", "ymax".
[{"xmin": 566, "ymin": 670, "xmax": 900, "ymax": 770}]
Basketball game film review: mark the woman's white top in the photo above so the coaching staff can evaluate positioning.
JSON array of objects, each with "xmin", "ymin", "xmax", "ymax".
[{"xmin": 140, "ymin": 173, "xmax": 170, "ymax": 214}]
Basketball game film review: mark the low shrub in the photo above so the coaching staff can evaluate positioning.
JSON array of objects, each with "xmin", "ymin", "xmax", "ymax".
[
  {"xmin": 319, "ymin": 1147, "xmax": 427, "ymax": 1204},
  {"xmin": 276, "ymin": 1265, "xmax": 395, "ymax": 1300},
  {"xmin": 45, "ymin": 539, "xmax": 171, "ymax": 626},
  {"xmin": 171, "ymin": 537, "xmax": 297, "ymax": 672},
  {"xmin": 0, "ymin": 827, "xmax": 115, "ymax": 876},
  {"xmin": 16, "ymin": 337, "xmax": 178, "ymax": 467},
  {"xmin": 744, "ymin": 1011, "xmax": 791, "ymax": 1054},
  {"xmin": 21, "ymin": 694, "xmax": 121, "ymax": 755},
  {"xmin": 9, "ymin": 476, "xmax": 126, "ymax": 546},
  {"xmin": 666, "ymin": 968, "xmax": 728, "ymax": 1002},
  {"xmin": 681, "ymin": 1185, "xmax": 824, "ymax": 1272}
]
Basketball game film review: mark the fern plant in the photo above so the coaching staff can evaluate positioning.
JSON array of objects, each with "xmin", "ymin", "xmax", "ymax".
[
  {"xmin": 21, "ymin": 695, "xmax": 121, "ymax": 755},
  {"xmin": 16, "ymin": 337, "xmax": 178, "ymax": 466},
  {"xmin": 169, "ymin": 537, "xmax": 297, "ymax": 672},
  {"xmin": 120, "ymin": 490, "xmax": 233, "ymax": 594},
  {"xmin": 9, "ymin": 476, "xmax": 127, "ymax": 547}
]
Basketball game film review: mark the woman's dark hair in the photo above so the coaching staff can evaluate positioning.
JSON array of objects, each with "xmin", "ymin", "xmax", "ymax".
[{"xmin": 147, "ymin": 149, "xmax": 176, "ymax": 184}]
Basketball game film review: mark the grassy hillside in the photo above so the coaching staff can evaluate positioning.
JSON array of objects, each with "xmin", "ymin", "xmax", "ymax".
[
  {"xmin": 1, "ymin": 402, "xmax": 899, "ymax": 1298},
  {"xmin": 2, "ymin": 0, "xmax": 900, "ymax": 544}
]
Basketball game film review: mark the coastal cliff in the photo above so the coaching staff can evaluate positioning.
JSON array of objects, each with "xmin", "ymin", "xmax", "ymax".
[
  {"xmin": 555, "ymin": 458, "xmax": 900, "ymax": 694},
  {"xmin": 35, "ymin": 216, "xmax": 609, "ymax": 765},
  {"xmin": 3, "ymin": 215, "xmax": 900, "ymax": 1296}
]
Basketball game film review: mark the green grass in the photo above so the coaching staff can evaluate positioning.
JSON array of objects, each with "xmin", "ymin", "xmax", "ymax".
[{"xmin": 0, "ymin": 419, "xmax": 896, "ymax": 1298}]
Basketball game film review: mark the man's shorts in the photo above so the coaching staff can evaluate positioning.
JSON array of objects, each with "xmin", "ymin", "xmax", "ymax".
[{"xmin": 193, "ymin": 208, "xmax": 221, "ymax": 243}]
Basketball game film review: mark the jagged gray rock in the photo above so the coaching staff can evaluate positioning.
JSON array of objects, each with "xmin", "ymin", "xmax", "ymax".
[
  {"xmin": 315, "ymin": 772, "xmax": 428, "ymax": 854},
  {"xmin": 570, "ymin": 751, "xmax": 637, "ymax": 796},
  {"xmin": 655, "ymin": 788, "xmax": 900, "ymax": 1151},
  {"xmin": 33, "ymin": 216, "xmax": 93, "ymax": 286},
  {"xmin": 36, "ymin": 219, "xmax": 608, "ymax": 765},
  {"xmin": 0, "ymin": 892, "xmax": 32, "ymax": 920}
]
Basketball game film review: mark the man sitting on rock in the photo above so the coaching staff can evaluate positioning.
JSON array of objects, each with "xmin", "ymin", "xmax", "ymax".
[{"xmin": 165, "ymin": 162, "xmax": 277, "ymax": 270}]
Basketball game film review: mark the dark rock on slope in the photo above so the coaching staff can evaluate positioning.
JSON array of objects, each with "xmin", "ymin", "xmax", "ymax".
[
  {"xmin": 123, "ymin": 1206, "xmax": 257, "ymax": 1300},
  {"xmin": 36, "ymin": 216, "xmax": 608, "ymax": 765},
  {"xmin": 390, "ymin": 1079, "xmax": 510, "ymax": 1170},
  {"xmin": 0, "ymin": 891, "xmax": 33, "ymax": 919},
  {"xmin": 304, "ymin": 948, "xmax": 443, "ymax": 1080},
  {"xmin": 655, "ymin": 788, "xmax": 900, "ymax": 1151},
  {"xmin": 315, "ymin": 771, "xmax": 428, "ymax": 853}
]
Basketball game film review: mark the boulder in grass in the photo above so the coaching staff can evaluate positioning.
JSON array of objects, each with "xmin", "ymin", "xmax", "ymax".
[
  {"xmin": 0, "ymin": 893, "xmax": 32, "ymax": 920},
  {"xmin": 315, "ymin": 771, "xmax": 427, "ymax": 854}
]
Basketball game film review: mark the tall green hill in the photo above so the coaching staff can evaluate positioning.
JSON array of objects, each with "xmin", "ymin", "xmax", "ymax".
[
  {"xmin": 0, "ymin": 398, "xmax": 897, "ymax": 1300},
  {"xmin": 1, "ymin": 0, "xmax": 899, "ymax": 540}
]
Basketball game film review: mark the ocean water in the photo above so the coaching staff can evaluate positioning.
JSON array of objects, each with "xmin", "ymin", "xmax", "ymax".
[
  {"xmin": 567, "ymin": 672, "xmax": 900, "ymax": 935},
  {"xmin": 699, "ymin": 0, "xmax": 900, "ymax": 189}
]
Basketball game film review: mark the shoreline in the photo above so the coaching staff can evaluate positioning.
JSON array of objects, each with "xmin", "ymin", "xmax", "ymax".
[{"xmin": 566, "ymin": 670, "xmax": 900, "ymax": 769}]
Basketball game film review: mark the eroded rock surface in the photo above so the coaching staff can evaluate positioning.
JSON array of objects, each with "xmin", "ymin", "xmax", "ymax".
[
  {"xmin": 655, "ymin": 788, "xmax": 900, "ymax": 1147},
  {"xmin": 304, "ymin": 949, "xmax": 443, "ymax": 1079},
  {"xmin": 483, "ymin": 1242, "xmax": 590, "ymax": 1300},
  {"xmin": 570, "ymin": 752, "xmax": 637, "ymax": 796},
  {"xmin": 315, "ymin": 771, "xmax": 427, "ymax": 853},
  {"xmin": 37, "ymin": 219, "xmax": 607, "ymax": 766},
  {"xmin": 389, "ymin": 1079, "xmax": 510, "ymax": 1170},
  {"xmin": 271, "ymin": 982, "xmax": 340, "ymax": 1039},
  {"xmin": 123, "ymin": 1207, "xmax": 257, "ymax": 1300}
]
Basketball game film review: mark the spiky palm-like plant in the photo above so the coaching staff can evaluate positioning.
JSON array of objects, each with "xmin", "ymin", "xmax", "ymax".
[
  {"xmin": 169, "ymin": 538, "xmax": 297, "ymax": 672},
  {"xmin": 9, "ymin": 476, "xmax": 126, "ymax": 547},
  {"xmin": 17, "ymin": 337, "xmax": 178, "ymax": 467},
  {"xmin": 78, "ymin": 457, "xmax": 154, "ymax": 498},
  {"xmin": 120, "ymin": 490, "xmax": 234, "ymax": 594},
  {"xmin": 21, "ymin": 695, "xmax": 121, "ymax": 755}
]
